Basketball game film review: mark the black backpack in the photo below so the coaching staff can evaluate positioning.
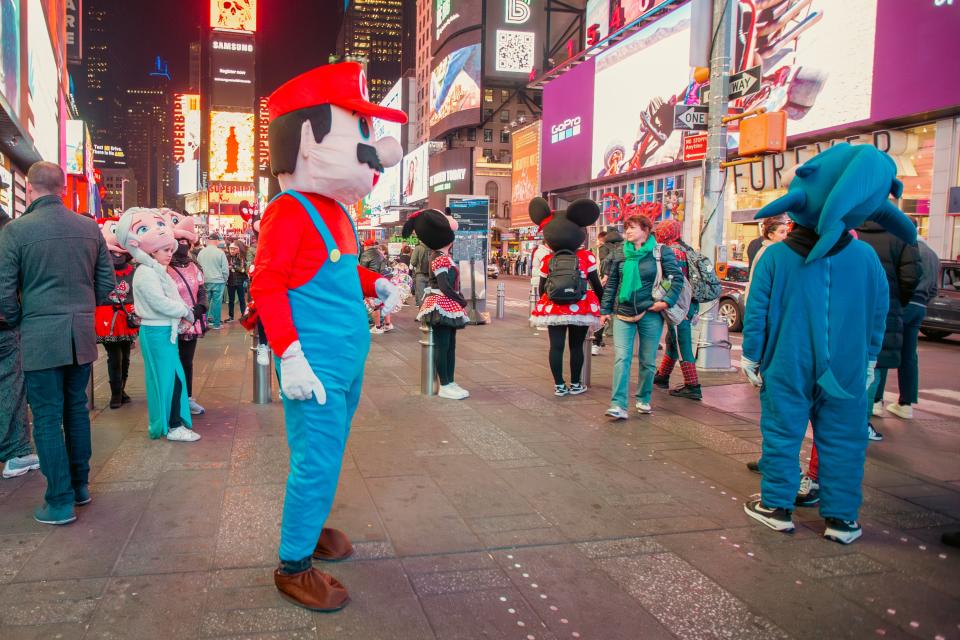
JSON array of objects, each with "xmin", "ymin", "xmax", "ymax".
[{"xmin": 545, "ymin": 250, "xmax": 586, "ymax": 304}]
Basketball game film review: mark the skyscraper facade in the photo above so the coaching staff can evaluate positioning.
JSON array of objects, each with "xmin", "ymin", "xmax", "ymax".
[
  {"xmin": 78, "ymin": 0, "xmax": 122, "ymax": 144},
  {"xmin": 337, "ymin": 0, "xmax": 406, "ymax": 103},
  {"xmin": 122, "ymin": 71, "xmax": 174, "ymax": 208}
]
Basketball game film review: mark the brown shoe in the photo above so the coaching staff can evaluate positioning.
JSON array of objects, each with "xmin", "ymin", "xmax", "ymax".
[
  {"xmin": 312, "ymin": 527, "xmax": 354, "ymax": 562},
  {"xmin": 274, "ymin": 567, "xmax": 350, "ymax": 612}
]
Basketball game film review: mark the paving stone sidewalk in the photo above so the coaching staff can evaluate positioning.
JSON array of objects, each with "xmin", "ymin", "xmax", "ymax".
[{"xmin": 0, "ymin": 290, "xmax": 958, "ymax": 640}]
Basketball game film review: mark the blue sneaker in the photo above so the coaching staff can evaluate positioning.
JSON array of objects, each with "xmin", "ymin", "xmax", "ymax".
[
  {"xmin": 3, "ymin": 454, "xmax": 40, "ymax": 478},
  {"xmin": 34, "ymin": 503, "xmax": 77, "ymax": 525},
  {"xmin": 75, "ymin": 485, "xmax": 92, "ymax": 506}
]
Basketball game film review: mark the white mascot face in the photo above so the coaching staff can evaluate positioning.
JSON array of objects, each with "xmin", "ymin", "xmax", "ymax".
[{"xmin": 279, "ymin": 105, "xmax": 402, "ymax": 205}]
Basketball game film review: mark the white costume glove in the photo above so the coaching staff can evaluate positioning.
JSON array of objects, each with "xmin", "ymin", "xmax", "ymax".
[
  {"xmin": 280, "ymin": 341, "xmax": 326, "ymax": 404},
  {"xmin": 740, "ymin": 357, "xmax": 763, "ymax": 388},
  {"xmin": 375, "ymin": 278, "xmax": 402, "ymax": 315},
  {"xmin": 866, "ymin": 360, "xmax": 876, "ymax": 391}
]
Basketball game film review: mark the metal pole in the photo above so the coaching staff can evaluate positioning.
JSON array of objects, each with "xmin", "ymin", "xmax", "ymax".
[
  {"xmin": 496, "ymin": 282, "xmax": 505, "ymax": 319},
  {"xmin": 251, "ymin": 329, "xmax": 273, "ymax": 404},
  {"xmin": 420, "ymin": 323, "xmax": 438, "ymax": 395},
  {"xmin": 528, "ymin": 285, "xmax": 537, "ymax": 327},
  {"xmin": 697, "ymin": 0, "xmax": 735, "ymax": 372}
]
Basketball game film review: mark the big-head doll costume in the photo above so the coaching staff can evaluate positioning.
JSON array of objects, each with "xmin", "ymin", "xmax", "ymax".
[
  {"xmin": 741, "ymin": 143, "xmax": 916, "ymax": 544},
  {"xmin": 249, "ymin": 62, "xmax": 403, "ymax": 611},
  {"xmin": 95, "ymin": 218, "xmax": 139, "ymax": 409}
]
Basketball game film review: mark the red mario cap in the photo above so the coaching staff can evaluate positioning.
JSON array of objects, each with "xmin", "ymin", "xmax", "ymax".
[{"xmin": 268, "ymin": 62, "xmax": 408, "ymax": 124}]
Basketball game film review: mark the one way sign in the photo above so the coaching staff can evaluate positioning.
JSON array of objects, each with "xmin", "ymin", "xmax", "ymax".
[
  {"xmin": 700, "ymin": 65, "xmax": 762, "ymax": 103},
  {"xmin": 673, "ymin": 104, "xmax": 708, "ymax": 131}
]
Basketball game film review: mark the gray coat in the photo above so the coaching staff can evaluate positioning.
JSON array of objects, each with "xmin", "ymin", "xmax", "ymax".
[{"xmin": 0, "ymin": 196, "xmax": 115, "ymax": 371}]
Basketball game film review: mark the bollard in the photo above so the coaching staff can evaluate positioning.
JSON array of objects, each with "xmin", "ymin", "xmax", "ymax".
[
  {"xmin": 419, "ymin": 322, "xmax": 438, "ymax": 395},
  {"xmin": 695, "ymin": 304, "xmax": 733, "ymax": 371},
  {"xmin": 496, "ymin": 282, "xmax": 505, "ymax": 319},
  {"xmin": 251, "ymin": 331, "xmax": 273, "ymax": 404},
  {"xmin": 581, "ymin": 333, "xmax": 592, "ymax": 387},
  {"xmin": 528, "ymin": 285, "xmax": 537, "ymax": 327}
]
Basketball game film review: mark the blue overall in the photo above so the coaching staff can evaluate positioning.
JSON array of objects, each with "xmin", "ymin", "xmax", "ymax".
[
  {"xmin": 274, "ymin": 191, "xmax": 370, "ymax": 563},
  {"xmin": 743, "ymin": 241, "xmax": 888, "ymax": 522}
]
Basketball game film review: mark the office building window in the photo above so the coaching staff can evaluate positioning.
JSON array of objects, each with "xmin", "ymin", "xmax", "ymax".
[
  {"xmin": 467, "ymin": 129, "xmax": 476, "ymax": 141},
  {"xmin": 500, "ymin": 109, "xmax": 510, "ymax": 123},
  {"xmin": 484, "ymin": 89, "xmax": 494, "ymax": 103},
  {"xmin": 500, "ymin": 130, "xmax": 510, "ymax": 143},
  {"xmin": 484, "ymin": 129, "xmax": 493, "ymax": 142}
]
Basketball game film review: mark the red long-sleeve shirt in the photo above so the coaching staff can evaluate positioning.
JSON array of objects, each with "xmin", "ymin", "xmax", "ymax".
[{"xmin": 250, "ymin": 192, "xmax": 381, "ymax": 356}]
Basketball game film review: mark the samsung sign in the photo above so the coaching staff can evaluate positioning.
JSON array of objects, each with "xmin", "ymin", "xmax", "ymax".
[{"xmin": 550, "ymin": 116, "xmax": 582, "ymax": 144}]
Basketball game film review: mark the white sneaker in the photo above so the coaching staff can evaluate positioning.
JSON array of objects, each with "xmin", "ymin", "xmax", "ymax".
[
  {"xmin": 635, "ymin": 401, "xmax": 653, "ymax": 414},
  {"xmin": 370, "ymin": 326, "xmax": 385, "ymax": 335},
  {"xmin": 450, "ymin": 382, "xmax": 470, "ymax": 398},
  {"xmin": 605, "ymin": 406, "xmax": 629, "ymax": 420},
  {"xmin": 189, "ymin": 398, "xmax": 205, "ymax": 415},
  {"xmin": 886, "ymin": 403, "xmax": 913, "ymax": 419},
  {"xmin": 383, "ymin": 324, "xmax": 395, "ymax": 333},
  {"xmin": 166, "ymin": 426, "xmax": 201, "ymax": 442},
  {"xmin": 591, "ymin": 344, "xmax": 601, "ymax": 356},
  {"xmin": 872, "ymin": 401, "xmax": 884, "ymax": 417},
  {"xmin": 3, "ymin": 454, "xmax": 40, "ymax": 479},
  {"xmin": 256, "ymin": 344, "xmax": 270, "ymax": 366},
  {"xmin": 438, "ymin": 383, "xmax": 468, "ymax": 400}
]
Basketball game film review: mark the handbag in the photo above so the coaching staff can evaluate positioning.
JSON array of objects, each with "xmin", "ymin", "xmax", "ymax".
[
  {"xmin": 125, "ymin": 309, "xmax": 141, "ymax": 329},
  {"xmin": 170, "ymin": 265, "xmax": 207, "ymax": 335},
  {"xmin": 652, "ymin": 245, "xmax": 692, "ymax": 326}
]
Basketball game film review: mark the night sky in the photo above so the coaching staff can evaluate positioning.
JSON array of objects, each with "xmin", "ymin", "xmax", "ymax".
[{"xmin": 103, "ymin": 0, "xmax": 342, "ymax": 96}]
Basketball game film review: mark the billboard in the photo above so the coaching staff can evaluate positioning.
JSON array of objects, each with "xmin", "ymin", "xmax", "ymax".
[
  {"xmin": 211, "ymin": 0, "xmax": 256, "ymax": 32},
  {"xmin": 510, "ymin": 121, "xmax": 541, "ymax": 228},
  {"xmin": 433, "ymin": 0, "xmax": 482, "ymax": 51},
  {"xmin": 542, "ymin": 57, "xmax": 595, "ymax": 191},
  {"xmin": 174, "ymin": 94, "xmax": 201, "ymax": 194},
  {"xmin": 210, "ymin": 32, "xmax": 255, "ymax": 107},
  {"xmin": 427, "ymin": 146, "xmax": 472, "ymax": 209},
  {"xmin": 0, "ymin": 0, "xmax": 20, "ymax": 117},
  {"xmin": 257, "ymin": 96, "xmax": 269, "ymax": 175},
  {"xmin": 209, "ymin": 111, "xmax": 255, "ymax": 182},
  {"xmin": 447, "ymin": 195, "xmax": 489, "ymax": 267},
  {"xmin": 402, "ymin": 142, "xmax": 429, "ymax": 204},
  {"xmin": 65, "ymin": 119, "xmax": 84, "ymax": 175},
  {"xmin": 429, "ymin": 39, "xmax": 481, "ymax": 138},
  {"xmin": 484, "ymin": 0, "xmax": 546, "ymax": 83},
  {"xmin": 65, "ymin": 0, "xmax": 80, "ymax": 62},
  {"xmin": 367, "ymin": 81, "xmax": 403, "ymax": 212},
  {"xmin": 28, "ymin": 0, "xmax": 59, "ymax": 162},
  {"xmin": 586, "ymin": 0, "xmax": 672, "ymax": 44}
]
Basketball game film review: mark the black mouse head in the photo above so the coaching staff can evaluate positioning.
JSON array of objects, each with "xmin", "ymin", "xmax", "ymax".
[
  {"xmin": 529, "ymin": 197, "xmax": 600, "ymax": 252},
  {"xmin": 401, "ymin": 208, "xmax": 458, "ymax": 250}
]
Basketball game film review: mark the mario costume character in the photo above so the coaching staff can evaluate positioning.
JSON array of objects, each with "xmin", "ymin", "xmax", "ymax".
[
  {"xmin": 402, "ymin": 209, "xmax": 468, "ymax": 399},
  {"xmin": 741, "ymin": 144, "xmax": 916, "ymax": 544},
  {"xmin": 95, "ymin": 218, "xmax": 139, "ymax": 409},
  {"xmin": 250, "ymin": 62, "xmax": 404, "ymax": 611}
]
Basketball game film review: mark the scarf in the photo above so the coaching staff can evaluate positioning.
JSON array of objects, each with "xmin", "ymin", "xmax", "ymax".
[
  {"xmin": 784, "ymin": 225, "xmax": 852, "ymax": 260},
  {"xmin": 618, "ymin": 235, "xmax": 656, "ymax": 303}
]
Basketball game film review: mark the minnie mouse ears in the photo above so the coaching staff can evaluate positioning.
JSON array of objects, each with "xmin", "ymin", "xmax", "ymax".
[{"xmin": 402, "ymin": 208, "xmax": 456, "ymax": 250}]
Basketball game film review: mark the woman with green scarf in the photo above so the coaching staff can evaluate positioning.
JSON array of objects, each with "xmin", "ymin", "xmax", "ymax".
[{"xmin": 599, "ymin": 214, "xmax": 683, "ymax": 419}]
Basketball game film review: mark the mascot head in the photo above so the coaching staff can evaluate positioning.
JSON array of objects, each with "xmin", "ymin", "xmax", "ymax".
[
  {"xmin": 267, "ymin": 62, "xmax": 407, "ymax": 204},
  {"xmin": 99, "ymin": 217, "xmax": 127, "ymax": 255},
  {"xmin": 756, "ymin": 143, "xmax": 915, "ymax": 262},
  {"xmin": 402, "ymin": 208, "xmax": 458, "ymax": 251},
  {"xmin": 115, "ymin": 207, "xmax": 177, "ymax": 264},
  {"xmin": 160, "ymin": 208, "xmax": 199, "ymax": 244},
  {"xmin": 528, "ymin": 197, "xmax": 601, "ymax": 253}
]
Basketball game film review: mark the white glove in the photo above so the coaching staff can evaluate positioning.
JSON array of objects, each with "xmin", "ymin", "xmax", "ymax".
[
  {"xmin": 183, "ymin": 309, "xmax": 195, "ymax": 325},
  {"xmin": 279, "ymin": 341, "xmax": 326, "ymax": 404},
  {"xmin": 375, "ymin": 278, "xmax": 402, "ymax": 315},
  {"xmin": 866, "ymin": 360, "xmax": 876, "ymax": 391},
  {"xmin": 740, "ymin": 357, "xmax": 763, "ymax": 388}
]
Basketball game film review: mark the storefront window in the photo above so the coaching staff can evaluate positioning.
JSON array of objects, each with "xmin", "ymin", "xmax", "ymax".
[
  {"xmin": 590, "ymin": 173, "xmax": 686, "ymax": 227},
  {"xmin": 897, "ymin": 124, "xmax": 935, "ymax": 242}
]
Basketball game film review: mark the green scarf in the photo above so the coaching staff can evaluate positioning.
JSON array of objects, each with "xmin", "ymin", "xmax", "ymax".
[{"xmin": 618, "ymin": 235, "xmax": 656, "ymax": 303}]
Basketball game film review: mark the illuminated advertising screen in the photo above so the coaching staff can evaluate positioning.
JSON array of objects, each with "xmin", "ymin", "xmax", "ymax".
[
  {"xmin": 209, "ymin": 110, "xmax": 255, "ymax": 182},
  {"xmin": 211, "ymin": 0, "xmax": 256, "ymax": 32},
  {"xmin": 433, "ymin": 0, "xmax": 482, "ymax": 51},
  {"xmin": 427, "ymin": 147, "xmax": 472, "ymax": 210},
  {"xmin": 429, "ymin": 39, "xmax": 481, "ymax": 138},
  {"xmin": 402, "ymin": 142, "xmax": 429, "ymax": 205},
  {"xmin": 0, "ymin": 0, "xmax": 21, "ymax": 116},
  {"xmin": 210, "ymin": 31, "xmax": 255, "ymax": 107},
  {"xmin": 510, "ymin": 121, "xmax": 541, "ymax": 228},
  {"xmin": 28, "ymin": 0, "xmax": 59, "ymax": 162},
  {"xmin": 257, "ymin": 96, "xmax": 269, "ymax": 175},
  {"xmin": 542, "ymin": 57, "xmax": 594, "ymax": 191},
  {"xmin": 484, "ymin": 0, "xmax": 545, "ymax": 84},
  {"xmin": 84, "ymin": 124, "xmax": 94, "ymax": 180},
  {"xmin": 65, "ymin": 119, "xmax": 84, "ymax": 175},
  {"xmin": 367, "ymin": 81, "xmax": 403, "ymax": 212},
  {"xmin": 174, "ymin": 94, "xmax": 201, "ymax": 194}
]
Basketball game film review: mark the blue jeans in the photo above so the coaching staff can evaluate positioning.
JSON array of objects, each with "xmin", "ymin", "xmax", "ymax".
[
  {"xmin": 896, "ymin": 303, "xmax": 925, "ymax": 405},
  {"xmin": 611, "ymin": 313, "xmax": 664, "ymax": 408},
  {"xmin": 205, "ymin": 283, "xmax": 225, "ymax": 328},
  {"xmin": 24, "ymin": 364, "xmax": 92, "ymax": 507}
]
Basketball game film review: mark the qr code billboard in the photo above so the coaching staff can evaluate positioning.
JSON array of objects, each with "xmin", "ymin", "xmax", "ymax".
[{"xmin": 495, "ymin": 30, "xmax": 535, "ymax": 73}]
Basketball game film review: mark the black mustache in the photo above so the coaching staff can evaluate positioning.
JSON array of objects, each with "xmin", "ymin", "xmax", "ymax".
[{"xmin": 357, "ymin": 143, "xmax": 384, "ymax": 173}]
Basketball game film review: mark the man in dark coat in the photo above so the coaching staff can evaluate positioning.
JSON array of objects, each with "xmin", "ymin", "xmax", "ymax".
[
  {"xmin": 855, "ymin": 220, "xmax": 919, "ymax": 441},
  {"xmin": 0, "ymin": 162, "xmax": 115, "ymax": 525},
  {"xmin": 593, "ymin": 227, "xmax": 624, "ymax": 354}
]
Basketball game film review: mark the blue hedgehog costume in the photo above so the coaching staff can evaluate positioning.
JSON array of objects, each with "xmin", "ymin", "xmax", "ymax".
[{"xmin": 742, "ymin": 143, "xmax": 916, "ymax": 542}]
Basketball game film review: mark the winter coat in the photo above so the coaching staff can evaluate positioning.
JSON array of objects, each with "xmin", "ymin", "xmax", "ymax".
[
  {"xmin": 912, "ymin": 240, "xmax": 940, "ymax": 306},
  {"xmin": 856, "ymin": 221, "xmax": 920, "ymax": 368},
  {"xmin": 600, "ymin": 242, "xmax": 683, "ymax": 317},
  {"xmin": 360, "ymin": 246, "xmax": 389, "ymax": 274},
  {"xmin": 227, "ymin": 253, "xmax": 249, "ymax": 287},
  {"xmin": 410, "ymin": 243, "xmax": 430, "ymax": 276},
  {"xmin": 95, "ymin": 263, "xmax": 138, "ymax": 343}
]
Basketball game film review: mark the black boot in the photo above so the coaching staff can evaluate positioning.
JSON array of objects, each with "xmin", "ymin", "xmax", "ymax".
[
  {"xmin": 653, "ymin": 375, "xmax": 670, "ymax": 389},
  {"xmin": 120, "ymin": 376, "xmax": 131, "ymax": 404},
  {"xmin": 669, "ymin": 384, "xmax": 702, "ymax": 401},
  {"xmin": 109, "ymin": 381, "xmax": 122, "ymax": 409}
]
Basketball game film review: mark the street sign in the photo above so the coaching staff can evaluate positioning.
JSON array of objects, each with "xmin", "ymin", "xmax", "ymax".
[
  {"xmin": 700, "ymin": 64, "xmax": 762, "ymax": 103},
  {"xmin": 683, "ymin": 133, "xmax": 708, "ymax": 162},
  {"xmin": 674, "ymin": 104, "xmax": 708, "ymax": 131}
]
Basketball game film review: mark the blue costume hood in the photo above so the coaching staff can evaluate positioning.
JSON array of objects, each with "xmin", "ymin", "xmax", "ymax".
[{"xmin": 756, "ymin": 144, "xmax": 916, "ymax": 262}]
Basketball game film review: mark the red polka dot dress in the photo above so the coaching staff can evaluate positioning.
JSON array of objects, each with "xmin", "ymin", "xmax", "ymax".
[
  {"xmin": 530, "ymin": 249, "xmax": 601, "ymax": 329},
  {"xmin": 417, "ymin": 253, "xmax": 468, "ymax": 328}
]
